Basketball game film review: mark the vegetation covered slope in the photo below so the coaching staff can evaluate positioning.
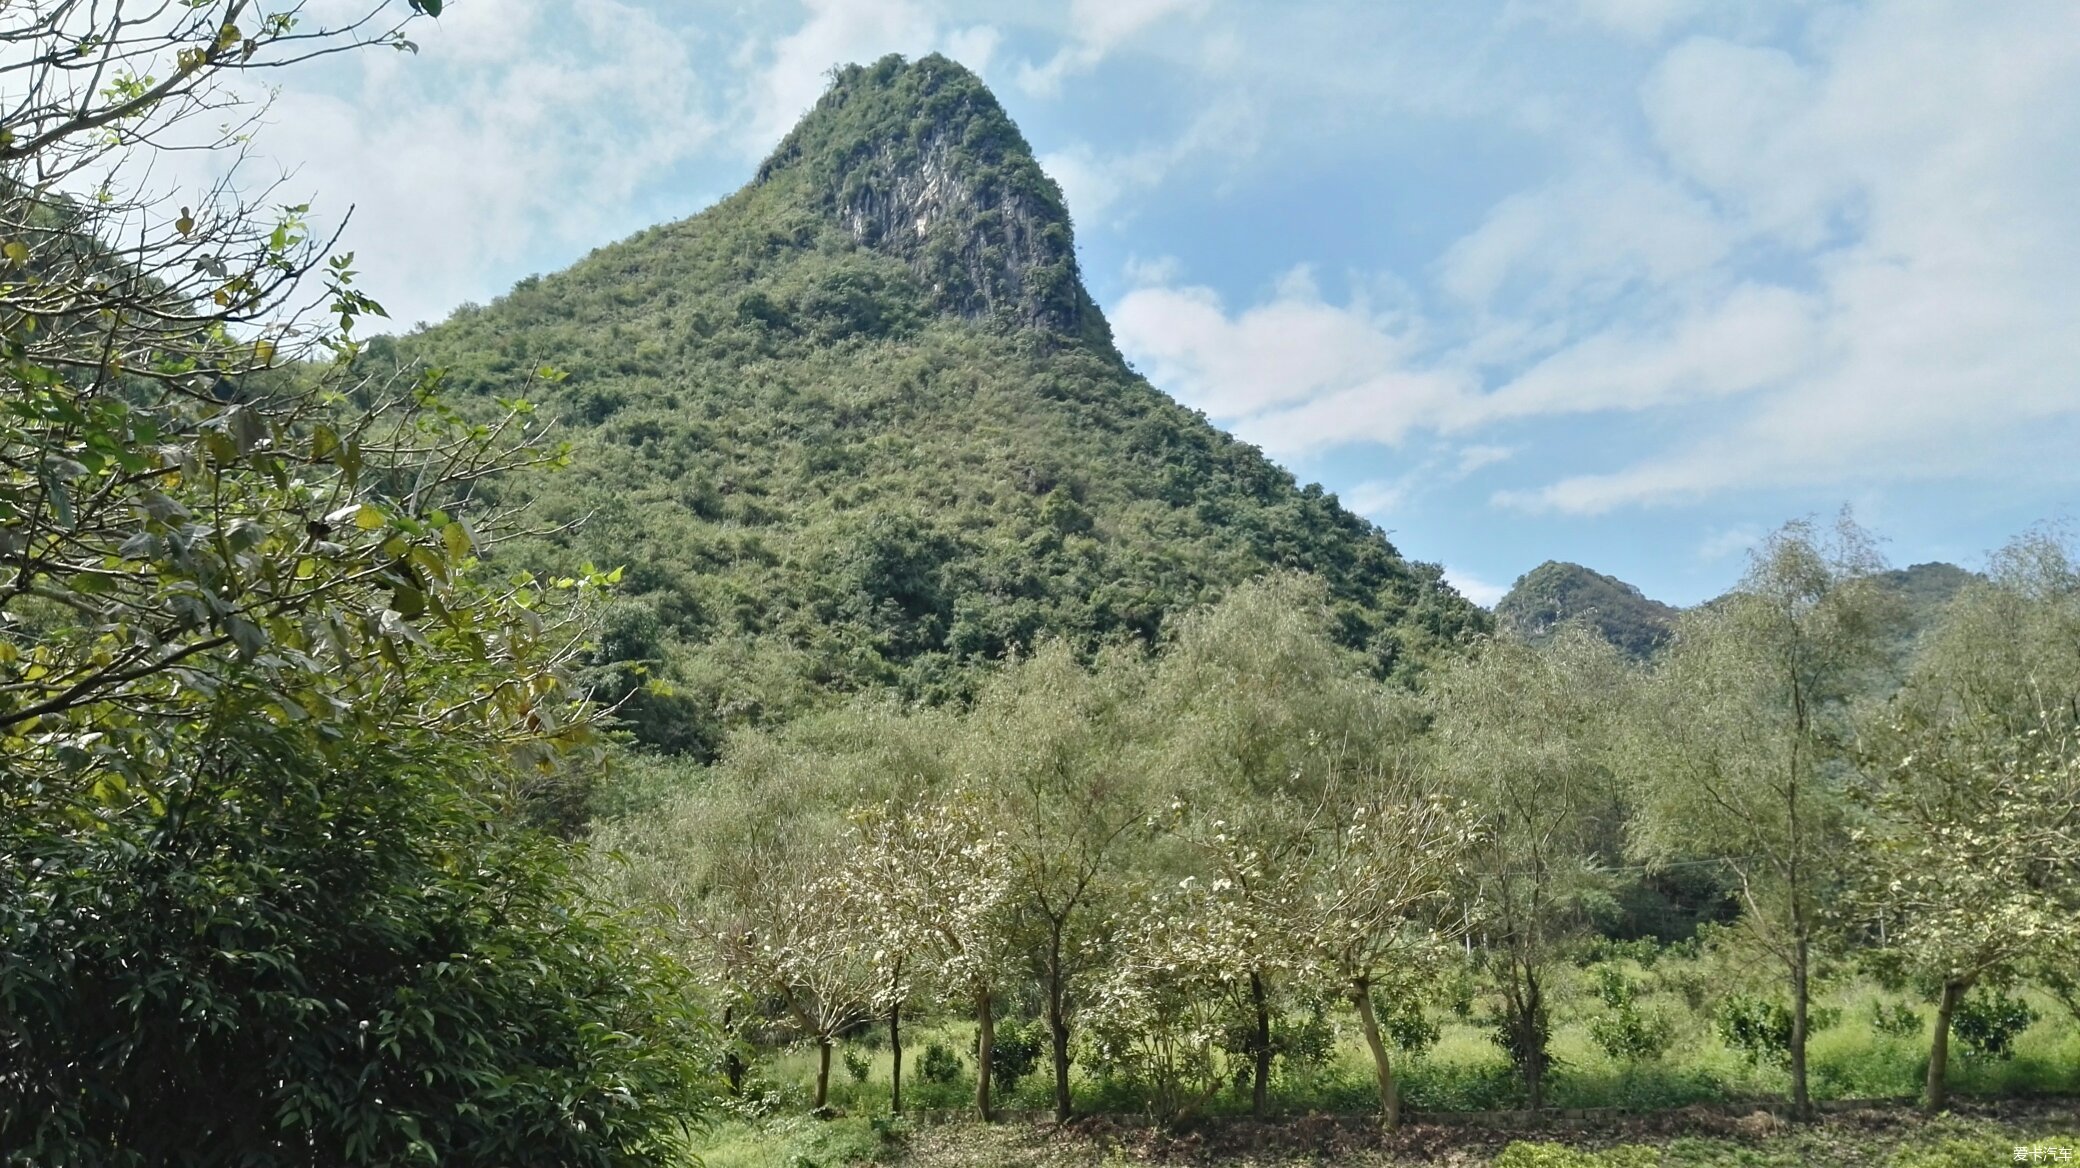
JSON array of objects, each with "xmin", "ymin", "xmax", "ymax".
[
  {"xmin": 390, "ymin": 54, "xmax": 1485, "ymax": 755},
  {"xmin": 1498, "ymin": 559, "xmax": 1975, "ymax": 664},
  {"xmin": 1496, "ymin": 562, "xmax": 1680, "ymax": 660}
]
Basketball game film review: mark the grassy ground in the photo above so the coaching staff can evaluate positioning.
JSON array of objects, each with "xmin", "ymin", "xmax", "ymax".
[
  {"xmin": 696, "ymin": 967, "xmax": 2080, "ymax": 1166},
  {"xmin": 751, "ymin": 981, "xmax": 2080, "ymax": 1120},
  {"xmin": 687, "ymin": 1102, "xmax": 2080, "ymax": 1167}
]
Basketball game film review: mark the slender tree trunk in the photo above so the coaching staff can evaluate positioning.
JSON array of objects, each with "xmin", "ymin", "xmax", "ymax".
[
  {"xmin": 815, "ymin": 1036, "xmax": 833, "ymax": 1110},
  {"xmin": 1250, "ymin": 969, "xmax": 1273, "ymax": 1118},
  {"xmin": 1047, "ymin": 921, "xmax": 1073, "ymax": 1122},
  {"xmin": 723, "ymin": 1005, "xmax": 745, "ymax": 1097},
  {"xmin": 1350, "ymin": 980, "xmax": 1400, "ymax": 1129},
  {"xmin": 889, "ymin": 1001, "xmax": 904, "ymax": 1115},
  {"xmin": 975, "ymin": 987, "xmax": 996, "ymax": 1121},
  {"xmin": 1925, "ymin": 978, "xmax": 1966, "ymax": 1113},
  {"xmin": 1789, "ymin": 936, "xmax": 1811, "ymax": 1119},
  {"xmin": 1523, "ymin": 967, "xmax": 1546, "ymax": 1113}
]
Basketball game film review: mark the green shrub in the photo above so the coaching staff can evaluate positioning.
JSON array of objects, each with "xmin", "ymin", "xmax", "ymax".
[
  {"xmin": 1383, "ymin": 995, "xmax": 1443, "ymax": 1055},
  {"xmin": 1402, "ymin": 1060, "xmax": 1522, "ymax": 1112},
  {"xmin": 1714, "ymin": 994, "xmax": 1840, "ymax": 1065},
  {"xmin": 1588, "ymin": 967, "xmax": 1674, "ymax": 1062},
  {"xmin": 1953, "ymin": 988, "xmax": 2038, "ymax": 1060},
  {"xmin": 1871, "ymin": 999, "xmax": 1925, "ymax": 1038},
  {"xmin": 916, "ymin": 1041, "xmax": 963, "ymax": 1084},
  {"xmin": 1274, "ymin": 1003, "xmax": 1336, "ymax": 1071},
  {"xmin": 978, "ymin": 1018, "xmax": 1044, "ymax": 1092},
  {"xmin": 843, "ymin": 1047, "xmax": 873, "ymax": 1084},
  {"xmin": 0, "ymin": 728, "xmax": 714, "ymax": 1168}
]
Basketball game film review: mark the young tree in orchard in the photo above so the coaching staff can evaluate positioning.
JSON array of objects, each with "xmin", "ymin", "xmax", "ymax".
[
  {"xmin": 1426, "ymin": 627, "xmax": 1630, "ymax": 1111},
  {"xmin": 1853, "ymin": 532, "xmax": 2080, "ymax": 1111},
  {"xmin": 1, "ymin": 3, "xmax": 718, "ymax": 1164},
  {"xmin": 1150, "ymin": 573, "xmax": 1405, "ymax": 1117},
  {"xmin": 1621, "ymin": 517, "xmax": 1899, "ymax": 1117},
  {"xmin": 711, "ymin": 864, "xmax": 877, "ymax": 1112},
  {"xmin": 836, "ymin": 787, "xmax": 1017, "ymax": 1120},
  {"xmin": 593, "ymin": 728, "xmax": 881, "ymax": 1112},
  {"xmin": 1083, "ymin": 873, "xmax": 1262, "ymax": 1121},
  {"xmin": 1277, "ymin": 785, "xmax": 1479, "ymax": 1129},
  {"xmin": 958, "ymin": 641, "xmax": 1153, "ymax": 1121}
]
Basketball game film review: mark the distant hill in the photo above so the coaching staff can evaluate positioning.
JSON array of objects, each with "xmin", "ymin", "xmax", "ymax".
[
  {"xmin": 1871, "ymin": 561, "xmax": 1980, "ymax": 660},
  {"xmin": 1497, "ymin": 559, "xmax": 1979, "ymax": 663},
  {"xmin": 1495, "ymin": 561, "xmax": 1680, "ymax": 660},
  {"xmin": 385, "ymin": 55, "xmax": 1487, "ymax": 757}
]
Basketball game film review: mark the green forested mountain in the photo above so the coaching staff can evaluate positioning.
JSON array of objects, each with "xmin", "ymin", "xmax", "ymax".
[
  {"xmin": 1499, "ymin": 558, "xmax": 1977, "ymax": 664},
  {"xmin": 387, "ymin": 54, "xmax": 1486, "ymax": 756},
  {"xmin": 1496, "ymin": 561, "xmax": 1680, "ymax": 660}
]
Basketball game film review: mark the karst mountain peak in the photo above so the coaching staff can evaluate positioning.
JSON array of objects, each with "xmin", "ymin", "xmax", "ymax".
[
  {"xmin": 755, "ymin": 53, "xmax": 1108, "ymax": 346},
  {"xmin": 395, "ymin": 54, "xmax": 1486, "ymax": 754}
]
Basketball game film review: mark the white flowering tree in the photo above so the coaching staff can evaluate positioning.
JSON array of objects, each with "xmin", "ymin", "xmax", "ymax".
[
  {"xmin": 703, "ymin": 859, "xmax": 877, "ymax": 1111},
  {"xmin": 837, "ymin": 787, "xmax": 1018, "ymax": 1119},
  {"xmin": 1083, "ymin": 874, "xmax": 1261, "ymax": 1120},
  {"xmin": 956, "ymin": 642, "xmax": 1152, "ymax": 1121},
  {"xmin": 1271, "ymin": 786, "xmax": 1481, "ymax": 1128}
]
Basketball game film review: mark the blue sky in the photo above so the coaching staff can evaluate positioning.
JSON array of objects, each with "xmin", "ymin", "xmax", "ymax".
[{"xmin": 236, "ymin": 0, "xmax": 2079, "ymax": 605}]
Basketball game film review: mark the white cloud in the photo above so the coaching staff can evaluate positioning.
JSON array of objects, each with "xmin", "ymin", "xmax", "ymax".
[
  {"xmin": 1039, "ymin": 97, "xmax": 1260, "ymax": 223},
  {"xmin": 1124, "ymin": 1, "xmax": 2080, "ymax": 517},
  {"xmin": 1017, "ymin": 0, "xmax": 1207, "ymax": 97},
  {"xmin": 1455, "ymin": 445, "xmax": 1516, "ymax": 476},
  {"xmin": 170, "ymin": 0, "xmax": 717, "ymax": 330},
  {"xmin": 1444, "ymin": 567, "xmax": 1509, "ymax": 608},
  {"xmin": 1437, "ymin": 156, "xmax": 1730, "ymax": 316},
  {"xmin": 1475, "ymin": 283, "xmax": 1827, "ymax": 423},
  {"xmin": 1343, "ymin": 479, "xmax": 1412, "ymax": 518},
  {"xmin": 1698, "ymin": 524, "xmax": 1761, "ymax": 562},
  {"xmin": 737, "ymin": 0, "xmax": 937, "ymax": 154},
  {"xmin": 1112, "ymin": 266, "xmax": 1477, "ymax": 455},
  {"xmin": 1497, "ymin": 1, "xmax": 2080, "ymax": 512}
]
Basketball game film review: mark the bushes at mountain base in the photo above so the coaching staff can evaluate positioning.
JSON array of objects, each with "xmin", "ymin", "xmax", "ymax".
[{"xmin": 0, "ymin": 718, "xmax": 713, "ymax": 1168}]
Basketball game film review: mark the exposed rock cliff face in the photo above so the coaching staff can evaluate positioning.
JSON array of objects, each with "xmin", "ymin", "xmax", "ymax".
[{"xmin": 756, "ymin": 54, "xmax": 1104, "ymax": 343}]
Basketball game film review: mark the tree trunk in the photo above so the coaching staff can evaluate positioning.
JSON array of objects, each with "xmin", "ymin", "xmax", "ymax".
[
  {"xmin": 1523, "ymin": 968, "xmax": 1546, "ymax": 1113},
  {"xmin": 815, "ymin": 1036, "xmax": 833, "ymax": 1110},
  {"xmin": 889, "ymin": 1001, "xmax": 904, "ymax": 1115},
  {"xmin": 723, "ymin": 1005, "xmax": 745, "ymax": 1097},
  {"xmin": 1925, "ymin": 978, "xmax": 1966, "ymax": 1113},
  {"xmin": 975, "ymin": 987, "xmax": 996, "ymax": 1121},
  {"xmin": 1788, "ymin": 936, "xmax": 1811, "ymax": 1119},
  {"xmin": 1350, "ymin": 980, "xmax": 1400, "ymax": 1129},
  {"xmin": 1250, "ymin": 969, "xmax": 1273, "ymax": 1119},
  {"xmin": 1047, "ymin": 921, "xmax": 1073, "ymax": 1122}
]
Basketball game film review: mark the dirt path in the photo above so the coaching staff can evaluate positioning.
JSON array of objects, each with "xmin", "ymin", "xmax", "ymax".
[{"xmin": 888, "ymin": 1099, "xmax": 2080, "ymax": 1166}]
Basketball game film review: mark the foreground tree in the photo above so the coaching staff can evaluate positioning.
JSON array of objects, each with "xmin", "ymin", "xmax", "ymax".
[
  {"xmin": 1, "ymin": 4, "xmax": 717, "ymax": 1163},
  {"xmin": 1150, "ymin": 574, "xmax": 1404, "ymax": 1117},
  {"xmin": 1280, "ymin": 786, "xmax": 1478, "ymax": 1129},
  {"xmin": 1622, "ymin": 517, "xmax": 1898, "ymax": 1117},
  {"xmin": 838, "ymin": 788, "xmax": 1016, "ymax": 1120},
  {"xmin": 1854, "ymin": 532, "xmax": 2080, "ymax": 1110},
  {"xmin": 960, "ymin": 642, "xmax": 1151, "ymax": 1121},
  {"xmin": 1427, "ymin": 628, "xmax": 1629, "ymax": 1110}
]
